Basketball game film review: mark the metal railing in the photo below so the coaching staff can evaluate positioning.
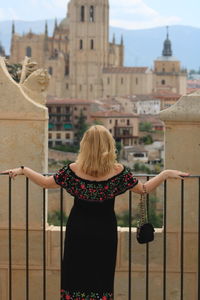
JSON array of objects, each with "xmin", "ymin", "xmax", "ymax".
[{"xmin": 1, "ymin": 173, "xmax": 200, "ymax": 300}]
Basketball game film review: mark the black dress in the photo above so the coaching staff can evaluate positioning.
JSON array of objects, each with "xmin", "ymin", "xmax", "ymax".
[{"xmin": 53, "ymin": 164, "xmax": 138, "ymax": 300}]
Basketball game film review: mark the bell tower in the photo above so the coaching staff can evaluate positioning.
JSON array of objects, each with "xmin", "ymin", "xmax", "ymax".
[
  {"xmin": 153, "ymin": 26, "xmax": 187, "ymax": 95},
  {"xmin": 68, "ymin": 0, "xmax": 109, "ymax": 99}
]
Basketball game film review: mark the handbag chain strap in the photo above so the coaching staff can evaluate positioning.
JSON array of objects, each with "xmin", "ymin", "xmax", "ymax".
[{"xmin": 138, "ymin": 184, "xmax": 148, "ymax": 226}]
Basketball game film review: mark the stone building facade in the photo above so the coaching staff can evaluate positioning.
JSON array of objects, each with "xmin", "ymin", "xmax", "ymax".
[
  {"xmin": 9, "ymin": 0, "xmax": 187, "ymax": 100},
  {"xmin": 47, "ymin": 97, "xmax": 94, "ymax": 147},
  {"xmin": 90, "ymin": 111, "xmax": 139, "ymax": 147}
]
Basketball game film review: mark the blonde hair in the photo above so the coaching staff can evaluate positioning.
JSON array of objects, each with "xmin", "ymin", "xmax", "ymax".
[{"xmin": 76, "ymin": 125, "xmax": 117, "ymax": 177}]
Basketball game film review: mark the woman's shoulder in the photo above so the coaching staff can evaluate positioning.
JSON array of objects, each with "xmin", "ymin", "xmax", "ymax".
[
  {"xmin": 69, "ymin": 162, "xmax": 77, "ymax": 171},
  {"xmin": 114, "ymin": 163, "xmax": 124, "ymax": 173}
]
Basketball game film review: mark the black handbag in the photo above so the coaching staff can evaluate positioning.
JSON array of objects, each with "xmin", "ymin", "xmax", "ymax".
[{"xmin": 136, "ymin": 185, "xmax": 155, "ymax": 244}]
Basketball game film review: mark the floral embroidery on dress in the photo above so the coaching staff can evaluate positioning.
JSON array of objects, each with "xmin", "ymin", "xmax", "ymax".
[
  {"xmin": 61, "ymin": 289, "xmax": 113, "ymax": 300},
  {"xmin": 54, "ymin": 164, "xmax": 138, "ymax": 202}
]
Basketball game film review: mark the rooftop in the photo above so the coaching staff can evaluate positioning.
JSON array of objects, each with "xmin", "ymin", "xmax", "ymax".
[
  {"xmin": 91, "ymin": 110, "xmax": 138, "ymax": 118},
  {"xmin": 103, "ymin": 67, "xmax": 149, "ymax": 74},
  {"xmin": 47, "ymin": 97, "xmax": 94, "ymax": 105}
]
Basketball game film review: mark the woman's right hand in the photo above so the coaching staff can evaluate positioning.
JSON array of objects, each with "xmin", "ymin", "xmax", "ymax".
[{"xmin": 164, "ymin": 169, "xmax": 190, "ymax": 180}]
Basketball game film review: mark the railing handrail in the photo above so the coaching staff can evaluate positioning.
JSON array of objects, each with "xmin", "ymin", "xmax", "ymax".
[{"xmin": 1, "ymin": 173, "xmax": 200, "ymax": 178}]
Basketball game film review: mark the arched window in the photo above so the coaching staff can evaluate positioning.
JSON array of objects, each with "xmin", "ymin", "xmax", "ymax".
[
  {"xmin": 48, "ymin": 67, "xmax": 53, "ymax": 75},
  {"xmin": 80, "ymin": 40, "xmax": 83, "ymax": 50},
  {"xmin": 89, "ymin": 6, "xmax": 95, "ymax": 22},
  {"xmin": 26, "ymin": 46, "xmax": 32, "ymax": 57},
  {"xmin": 80, "ymin": 6, "xmax": 85, "ymax": 22},
  {"xmin": 90, "ymin": 39, "xmax": 94, "ymax": 50},
  {"xmin": 161, "ymin": 79, "xmax": 165, "ymax": 85},
  {"xmin": 65, "ymin": 65, "xmax": 69, "ymax": 76}
]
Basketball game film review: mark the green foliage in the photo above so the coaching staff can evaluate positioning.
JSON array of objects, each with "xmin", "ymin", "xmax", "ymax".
[
  {"xmin": 139, "ymin": 122, "xmax": 152, "ymax": 132},
  {"xmin": 48, "ymin": 210, "xmax": 68, "ymax": 226},
  {"xmin": 133, "ymin": 162, "xmax": 152, "ymax": 174},
  {"xmin": 116, "ymin": 141, "xmax": 122, "ymax": 159},
  {"xmin": 74, "ymin": 110, "xmax": 89, "ymax": 145},
  {"xmin": 139, "ymin": 134, "xmax": 153, "ymax": 145},
  {"xmin": 92, "ymin": 120, "xmax": 104, "ymax": 126},
  {"xmin": 6, "ymin": 63, "xmax": 22, "ymax": 82},
  {"xmin": 132, "ymin": 195, "xmax": 163, "ymax": 228},
  {"xmin": 116, "ymin": 211, "xmax": 133, "ymax": 227}
]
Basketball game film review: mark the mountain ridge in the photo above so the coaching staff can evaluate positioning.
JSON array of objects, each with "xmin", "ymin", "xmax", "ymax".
[{"xmin": 0, "ymin": 20, "xmax": 199, "ymax": 70}]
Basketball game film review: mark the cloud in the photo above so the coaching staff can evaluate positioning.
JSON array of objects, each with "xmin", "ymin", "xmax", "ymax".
[
  {"xmin": 0, "ymin": 7, "xmax": 20, "ymax": 20},
  {"xmin": 110, "ymin": 0, "xmax": 182, "ymax": 29},
  {"xmin": 0, "ymin": 0, "xmax": 182, "ymax": 29}
]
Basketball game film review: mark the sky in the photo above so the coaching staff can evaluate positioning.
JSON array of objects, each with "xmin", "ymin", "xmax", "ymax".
[{"xmin": 0, "ymin": 0, "xmax": 199, "ymax": 30}]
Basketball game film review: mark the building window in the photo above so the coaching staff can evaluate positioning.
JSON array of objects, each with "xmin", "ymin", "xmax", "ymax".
[
  {"xmin": 48, "ymin": 133, "xmax": 52, "ymax": 139},
  {"xmin": 89, "ymin": 6, "xmax": 95, "ymax": 22},
  {"xmin": 56, "ymin": 133, "xmax": 61, "ymax": 139},
  {"xmin": 115, "ymin": 120, "xmax": 118, "ymax": 126},
  {"xmin": 107, "ymin": 77, "xmax": 110, "ymax": 85},
  {"xmin": 80, "ymin": 6, "xmax": 85, "ymax": 22},
  {"xmin": 79, "ymin": 85, "xmax": 82, "ymax": 91},
  {"xmin": 80, "ymin": 39, "xmax": 83, "ymax": 50},
  {"xmin": 90, "ymin": 84, "xmax": 93, "ymax": 92},
  {"xmin": 48, "ymin": 107, "xmax": 52, "ymax": 113},
  {"xmin": 109, "ymin": 119, "xmax": 112, "ymax": 124},
  {"xmin": 65, "ymin": 133, "xmax": 70, "ymax": 139},
  {"xmin": 109, "ymin": 129, "xmax": 112, "ymax": 133},
  {"xmin": 161, "ymin": 79, "xmax": 165, "ymax": 85},
  {"xmin": 56, "ymin": 107, "xmax": 61, "ymax": 113},
  {"xmin": 162, "ymin": 68, "xmax": 165, "ymax": 72},
  {"xmin": 83, "ymin": 107, "xmax": 87, "ymax": 111},
  {"xmin": 26, "ymin": 46, "xmax": 32, "ymax": 57},
  {"xmin": 74, "ymin": 107, "xmax": 77, "ymax": 111},
  {"xmin": 66, "ymin": 83, "xmax": 69, "ymax": 89},
  {"xmin": 121, "ymin": 77, "xmax": 124, "ymax": 84},
  {"xmin": 127, "ymin": 119, "xmax": 130, "ymax": 125},
  {"xmin": 136, "ymin": 78, "xmax": 138, "ymax": 85},
  {"xmin": 48, "ymin": 67, "xmax": 53, "ymax": 75},
  {"xmin": 65, "ymin": 66, "xmax": 69, "ymax": 76},
  {"xmin": 90, "ymin": 39, "xmax": 94, "ymax": 50}
]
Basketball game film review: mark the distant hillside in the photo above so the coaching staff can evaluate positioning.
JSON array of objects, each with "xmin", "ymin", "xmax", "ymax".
[{"xmin": 0, "ymin": 20, "xmax": 199, "ymax": 70}]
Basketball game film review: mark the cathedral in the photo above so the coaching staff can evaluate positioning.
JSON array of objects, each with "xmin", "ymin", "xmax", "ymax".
[{"xmin": 9, "ymin": 0, "xmax": 187, "ymax": 100}]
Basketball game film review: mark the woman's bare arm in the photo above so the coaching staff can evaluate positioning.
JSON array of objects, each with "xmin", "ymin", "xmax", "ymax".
[
  {"xmin": 131, "ymin": 169, "xmax": 190, "ymax": 194},
  {"xmin": 0, "ymin": 167, "xmax": 59, "ymax": 189}
]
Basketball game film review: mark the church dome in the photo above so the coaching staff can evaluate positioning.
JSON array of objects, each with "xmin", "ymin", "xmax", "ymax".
[{"xmin": 58, "ymin": 18, "xmax": 69, "ymax": 30}]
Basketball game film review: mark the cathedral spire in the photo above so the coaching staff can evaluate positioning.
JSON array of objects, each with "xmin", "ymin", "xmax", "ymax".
[
  {"xmin": 45, "ymin": 20, "xmax": 48, "ymax": 36},
  {"xmin": 120, "ymin": 34, "xmax": 124, "ymax": 45},
  {"xmin": 112, "ymin": 33, "xmax": 115, "ymax": 44},
  {"xmin": 12, "ymin": 21, "xmax": 15, "ymax": 35},
  {"xmin": 54, "ymin": 18, "xmax": 58, "ymax": 29},
  {"xmin": 162, "ymin": 26, "xmax": 172, "ymax": 57}
]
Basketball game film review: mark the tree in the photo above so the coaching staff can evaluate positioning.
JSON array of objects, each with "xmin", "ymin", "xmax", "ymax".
[
  {"xmin": 139, "ymin": 134, "xmax": 153, "ymax": 145},
  {"xmin": 116, "ymin": 141, "xmax": 122, "ymax": 159},
  {"xmin": 139, "ymin": 122, "xmax": 152, "ymax": 132},
  {"xmin": 74, "ymin": 110, "xmax": 89, "ymax": 145}
]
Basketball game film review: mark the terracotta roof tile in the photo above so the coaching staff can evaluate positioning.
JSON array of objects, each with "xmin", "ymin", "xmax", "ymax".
[
  {"xmin": 47, "ymin": 97, "xmax": 94, "ymax": 105},
  {"xmin": 91, "ymin": 110, "xmax": 138, "ymax": 118},
  {"xmin": 103, "ymin": 67, "xmax": 149, "ymax": 74}
]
